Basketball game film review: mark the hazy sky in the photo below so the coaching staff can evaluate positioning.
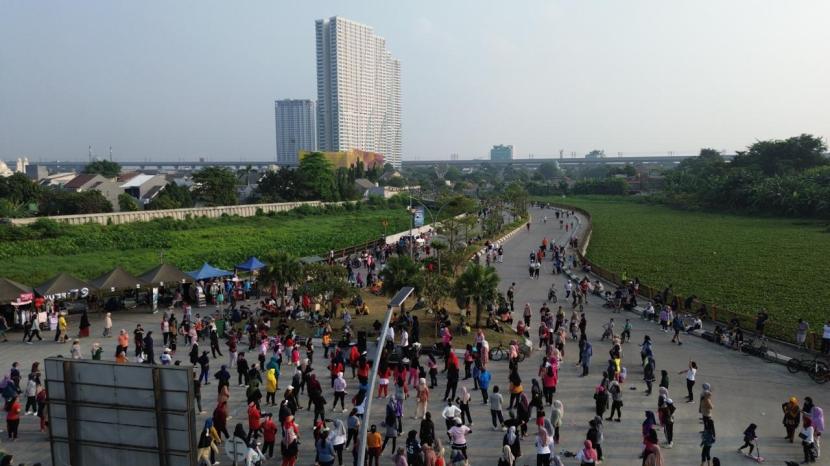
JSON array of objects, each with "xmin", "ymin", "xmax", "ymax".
[{"xmin": 1, "ymin": 0, "xmax": 828, "ymax": 162}]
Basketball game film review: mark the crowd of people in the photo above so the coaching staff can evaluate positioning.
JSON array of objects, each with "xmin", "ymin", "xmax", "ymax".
[{"xmin": 0, "ymin": 206, "xmax": 828, "ymax": 466}]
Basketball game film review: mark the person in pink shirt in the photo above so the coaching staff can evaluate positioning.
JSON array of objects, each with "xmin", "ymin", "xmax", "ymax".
[{"xmin": 447, "ymin": 418, "xmax": 471, "ymax": 461}]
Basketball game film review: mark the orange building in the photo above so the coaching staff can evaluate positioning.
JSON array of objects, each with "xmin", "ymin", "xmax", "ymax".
[{"xmin": 299, "ymin": 149, "xmax": 384, "ymax": 170}]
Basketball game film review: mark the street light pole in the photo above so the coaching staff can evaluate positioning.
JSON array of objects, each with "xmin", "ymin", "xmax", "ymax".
[{"xmin": 356, "ymin": 287, "xmax": 415, "ymax": 466}]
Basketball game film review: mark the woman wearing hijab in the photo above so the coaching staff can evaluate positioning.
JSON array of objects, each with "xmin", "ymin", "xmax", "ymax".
[
  {"xmin": 498, "ymin": 444, "xmax": 516, "ymax": 466},
  {"xmin": 517, "ymin": 392, "xmax": 531, "ymax": 437},
  {"xmin": 420, "ymin": 412, "xmax": 435, "ymax": 446},
  {"xmin": 281, "ymin": 414, "xmax": 300, "ymax": 466},
  {"xmin": 422, "ymin": 442, "xmax": 437, "ymax": 466},
  {"xmin": 550, "ymin": 400, "xmax": 564, "ymax": 443},
  {"xmin": 575, "ymin": 440, "xmax": 598, "ymax": 465},
  {"xmin": 79, "ymin": 309, "xmax": 91, "ymax": 338},
  {"xmin": 416, "ymin": 378, "xmax": 430, "ymax": 420},
  {"xmin": 212, "ymin": 400, "xmax": 230, "ymax": 439},
  {"xmin": 535, "ymin": 427, "xmax": 554, "ymax": 466},
  {"xmin": 197, "ymin": 419, "xmax": 219, "ymax": 466},
  {"xmin": 783, "ymin": 396, "xmax": 801, "ymax": 442},
  {"xmin": 233, "ymin": 422, "xmax": 249, "ymax": 447},
  {"xmin": 642, "ymin": 411, "xmax": 657, "ymax": 440},
  {"xmin": 329, "ymin": 418, "xmax": 348, "ymax": 466},
  {"xmin": 503, "ymin": 425, "xmax": 521, "ymax": 462},
  {"xmin": 641, "ymin": 428, "xmax": 664, "ymax": 466}
]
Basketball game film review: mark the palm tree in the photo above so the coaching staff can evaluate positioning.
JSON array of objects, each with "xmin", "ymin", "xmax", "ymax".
[
  {"xmin": 260, "ymin": 250, "xmax": 303, "ymax": 307},
  {"xmin": 380, "ymin": 256, "xmax": 421, "ymax": 296},
  {"xmin": 430, "ymin": 240, "xmax": 448, "ymax": 274},
  {"xmin": 454, "ymin": 263, "xmax": 500, "ymax": 328}
]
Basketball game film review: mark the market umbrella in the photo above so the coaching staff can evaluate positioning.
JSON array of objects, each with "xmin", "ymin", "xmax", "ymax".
[
  {"xmin": 35, "ymin": 273, "xmax": 95, "ymax": 298},
  {"xmin": 235, "ymin": 256, "xmax": 265, "ymax": 271},
  {"xmin": 0, "ymin": 277, "xmax": 33, "ymax": 305},
  {"xmin": 187, "ymin": 263, "xmax": 233, "ymax": 281},
  {"xmin": 139, "ymin": 263, "xmax": 192, "ymax": 288},
  {"xmin": 89, "ymin": 267, "xmax": 147, "ymax": 292}
]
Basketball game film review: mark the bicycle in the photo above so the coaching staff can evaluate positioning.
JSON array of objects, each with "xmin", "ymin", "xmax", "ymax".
[
  {"xmin": 786, "ymin": 356, "xmax": 830, "ymax": 384},
  {"xmin": 740, "ymin": 337, "xmax": 777, "ymax": 363},
  {"xmin": 489, "ymin": 344, "xmax": 507, "ymax": 361}
]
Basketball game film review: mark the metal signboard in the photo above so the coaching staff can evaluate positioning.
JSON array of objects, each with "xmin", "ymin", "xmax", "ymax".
[{"xmin": 44, "ymin": 357, "xmax": 196, "ymax": 466}]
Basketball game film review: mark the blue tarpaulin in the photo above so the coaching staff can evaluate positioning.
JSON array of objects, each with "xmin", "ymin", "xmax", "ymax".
[
  {"xmin": 235, "ymin": 256, "xmax": 265, "ymax": 271},
  {"xmin": 187, "ymin": 263, "xmax": 233, "ymax": 280}
]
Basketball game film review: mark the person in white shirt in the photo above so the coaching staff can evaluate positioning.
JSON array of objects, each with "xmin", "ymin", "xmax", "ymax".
[
  {"xmin": 679, "ymin": 361, "xmax": 698, "ymax": 403},
  {"xmin": 399, "ymin": 328, "xmax": 409, "ymax": 348},
  {"xmin": 441, "ymin": 400, "xmax": 462, "ymax": 430},
  {"xmin": 534, "ymin": 427, "xmax": 554, "ymax": 465}
]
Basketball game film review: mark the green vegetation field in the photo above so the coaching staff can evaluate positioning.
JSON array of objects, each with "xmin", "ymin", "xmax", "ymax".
[
  {"xmin": 535, "ymin": 195, "xmax": 830, "ymax": 337},
  {"xmin": 0, "ymin": 205, "xmax": 409, "ymax": 285}
]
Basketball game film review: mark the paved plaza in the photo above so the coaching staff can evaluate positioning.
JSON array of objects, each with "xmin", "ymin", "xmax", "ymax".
[{"xmin": 0, "ymin": 206, "xmax": 827, "ymax": 466}]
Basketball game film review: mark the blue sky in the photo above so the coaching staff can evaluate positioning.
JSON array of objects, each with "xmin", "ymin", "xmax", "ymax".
[{"xmin": 1, "ymin": 0, "xmax": 828, "ymax": 162}]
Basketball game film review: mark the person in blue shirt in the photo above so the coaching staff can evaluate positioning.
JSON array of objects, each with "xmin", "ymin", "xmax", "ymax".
[{"xmin": 479, "ymin": 366, "xmax": 492, "ymax": 404}]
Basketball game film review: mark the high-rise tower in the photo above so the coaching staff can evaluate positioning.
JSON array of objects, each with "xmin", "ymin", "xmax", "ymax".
[{"xmin": 316, "ymin": 17, "xmax": 402, "ymax": 168}]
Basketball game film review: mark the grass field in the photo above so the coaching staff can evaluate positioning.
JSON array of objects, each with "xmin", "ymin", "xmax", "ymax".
[
  {"xmin": 534, "ymin": 195, "xmax": 830, "ymax": 338},
  {"xmin": 1, "ymin": 206, "xmax": 410, "ymax": 285}
]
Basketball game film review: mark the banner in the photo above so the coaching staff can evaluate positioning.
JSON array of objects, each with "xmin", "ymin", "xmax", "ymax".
[
  {"xmin": 152, "ymin": 287, "xmax": 159, "ymax": 312},
  {"xmin": 413, "ymin": 207, "xmax": 425, "ymax": 227}
]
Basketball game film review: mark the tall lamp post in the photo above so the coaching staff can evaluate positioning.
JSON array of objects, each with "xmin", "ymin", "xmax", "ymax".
[{"xmin": 356, "ymin": 287, "xmax": 415, "ymax": 466}]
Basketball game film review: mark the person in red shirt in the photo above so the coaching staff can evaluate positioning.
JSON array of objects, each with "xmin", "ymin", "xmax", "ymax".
[
  {"xmin": 247, "ymin": 401, "xmax": 262, "ymax": 441},
  {"xmin": 261, "ymin": 413, "xmax": 278, "ymax": 458},
  {"xmin": 6, "ymin": 395, "xmax": 22, "ymax": 440}
]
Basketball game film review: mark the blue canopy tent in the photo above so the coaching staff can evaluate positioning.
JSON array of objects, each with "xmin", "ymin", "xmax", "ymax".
[
  {"xmin": 187, "ymin": 263, "xmax": 233, "ymax": 281},
  {"xmin": 235, "ymin": 256, "xmax": 265, "ymax": 272}
]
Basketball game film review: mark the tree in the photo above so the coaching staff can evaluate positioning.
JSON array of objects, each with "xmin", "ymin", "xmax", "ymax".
[
  {"xmin": 537, "ymin": 161, "xmax": 561, "ymax": 179},
  {"xmin": 0, "ymin": 173, "xmax": 41, "ymax": 205},
  {"xmin": 502, "ymin": 182, "xmax": 529, "ymax": 217},
  {"xmin": 418, "ymin": 272, "xmax": 452, "ymax": 311},
  {"xmin": 259, "ymin": 250, "xmax": 303, "ymax": 310},
  {"xmin": 297, "ymin": 152, "xmax": 337, "ymax": 201},
  {"xmin": 732, "ymin": 134, "xmax": 827, "ymax": 176},
  {"xmin": 40, "ymin": 190, "xmax": 113, "ymax": 215},
  {"xmin": 256, "ymin": 169, "xmax": 300, "ymax": 202},
  {"xmin": 453, "ymin": 263, "xmax": 499, "ymax": 328},
  {"xmin": 146, "ymin": 183, "xmax": 194, "ymax": 210},
  {"xmin": 380, "ymin": 256, "xmax": 422, "ymax": 296},
  {"xmin": 192, "ymin": 167, "xmax": 238, "ymax": 206},
  {"xmin": 83, "ymin": 160, "xmax": 121, "ymax": 178},
  {"xmin": 118, "ymin": 193, "xmax": 140, "ymax": 211},
  {"xmin": 303, "ymin": 263, "xmax": 354, "ymax": 316}
]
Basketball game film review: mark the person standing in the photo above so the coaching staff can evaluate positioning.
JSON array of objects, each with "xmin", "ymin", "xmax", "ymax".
[
  {"xmin": 580, "ymin": 341, "xmax": 592, "ymax": 377},
  {"xmin": 796, "ymin": 318, "xmax": 810, "ymax": 349},
  {"xmin": 79, "ymin": 310, "xmax": 91, "ymax": 338},
  {"xmin": 783, "ymin": 396, "xmax": 801, "ymax": 442},
  {"xmin": 5, "ymin": 394, "xmax": 21, "ymax": 440},
  {"xmin": 415, "ymin": 378, "xmax": 429, "ymax": 420},
  {"xmin": 700, "ymin": 418, "xmax": 715, "ymax": 466},
  {"xmin": 102, "ymin": 312, "xmax": 112, "ymax": 337},
  {"xmin": 658, "ymin": 397, "xmax": 676, "ymax": 448},
  {"xmin": 607, "ymin": 380, "xmax": 623, "ymax": 422},
  {"xmin": 550, "ymin": 400, "xmax": 564, "ymax": 444},
  {"xmin": 479, "ymin": 366, "xmax": 491, "ymax": 405},
  {"xmin": 143, "ymin": 331, "xmax": 155, "ymax": 364},
  {"xmin": 55, "ymin": 313, "xmax": 67, "ymax": 343},
  {"xmin": 534, "ymin": 427, "xmax": 554, "ymax": 466},
  {"xmin": 679, "ymin": 361, "xmax": 697, "ymax": 402}
]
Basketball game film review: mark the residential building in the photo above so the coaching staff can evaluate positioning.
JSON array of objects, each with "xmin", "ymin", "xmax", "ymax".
[
  {"xmin": 316, "ymin": 16, "xmax": 402, "ymax": 168},
  {"xmin": 490, "ymin": 145, "xmax": 514, "ymax": 161},
  {"xmin": 275, "ymin": 99, "xmax": 316, "ymax": 165},
  {"xmin": 63, "ymin": 174, "xmax": 123, "ymax": 210},
  {"xmin": 120, "ymin": 174, "xmax": 168, "ymax": 206}
]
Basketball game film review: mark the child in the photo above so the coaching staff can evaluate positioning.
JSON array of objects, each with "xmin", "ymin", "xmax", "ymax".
[{"xmin": 738, "ymin": 423, "xmax": 758, "ymax": 457}]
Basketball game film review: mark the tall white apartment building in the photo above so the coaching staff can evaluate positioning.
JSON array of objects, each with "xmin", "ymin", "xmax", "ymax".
[
  {"xmin": 275, "ymin": 99, "xmax": 317, "ymax": 166},
  {"xmin": 316, "ymin": 16, "xmax": 402, "ymax": 168}
]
